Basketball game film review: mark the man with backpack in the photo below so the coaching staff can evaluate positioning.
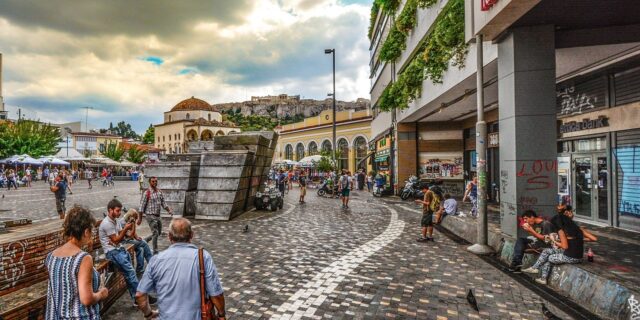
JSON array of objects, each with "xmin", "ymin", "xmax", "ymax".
[
  {"xmin": 138, "ymin": 176, "xmax": 173, "ymax": 254},
  {"xmin": 338, "ymin": 170, "xmax": 353, "ymax": 209},
  {"xmin": 414, "ymin": 184, "xmax": 441, "ymax": 242}
]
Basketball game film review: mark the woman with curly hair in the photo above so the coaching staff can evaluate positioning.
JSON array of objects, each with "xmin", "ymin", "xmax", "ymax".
[{"xmin": 45, "ymin": 206, "xmax": 109, "ymax": 319}]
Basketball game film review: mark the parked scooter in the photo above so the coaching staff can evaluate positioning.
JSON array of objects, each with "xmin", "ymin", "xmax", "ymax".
[
  {"xmin": 317, "ymin": 178, "xmax": 339, "ymax": 197},
  {"xmin": 400, "ymin": 175, "xmax": 423, "ymax": 200}
]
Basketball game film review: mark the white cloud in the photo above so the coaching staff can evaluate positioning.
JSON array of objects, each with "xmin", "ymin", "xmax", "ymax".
[{"xmin": 0, "ymin": 0, "xmax": 372, "ymax": 133}]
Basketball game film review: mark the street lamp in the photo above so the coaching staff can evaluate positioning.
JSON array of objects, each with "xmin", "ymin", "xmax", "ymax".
[{"xmin": 324, "ymin": 48, "xmax": 336, "ymax": 165}]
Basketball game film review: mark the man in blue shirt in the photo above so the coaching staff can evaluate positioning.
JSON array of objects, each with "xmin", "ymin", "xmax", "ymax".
[
  {"xmin": 135, "ymin": 218, "xmax": 226, "ymax": 320},
  {"xmin": 50, "ymin": 174, "xmax": 67, "ymax": 219}
]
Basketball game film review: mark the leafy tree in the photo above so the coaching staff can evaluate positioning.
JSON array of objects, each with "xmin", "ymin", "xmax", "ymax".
[
  {"xmin": 316, "ymin": 150, "xmax": 338, "ymax": 173},
  {"xmin": 127, "ymin": 144, "xmax": 146, "ymax": 164},
  {"xmin": 142, "ymin": 124, "xmax": 155, "ymax": 144},
  {"xmin": 0, "ymin": 120, "xmax": 60, "ymax": 158},
  {"xmin": 102, "ymin": 142, "xmax": 125, "ymax": 161},
  {"xmin": 106, "ymin": 121, "xmax": 140, "ymax": 139}
]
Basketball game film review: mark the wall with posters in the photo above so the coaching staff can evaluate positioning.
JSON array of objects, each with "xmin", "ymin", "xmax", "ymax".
[{"xmin": 418, "ymin": 152, "xmax": 464, "ymax": 180}]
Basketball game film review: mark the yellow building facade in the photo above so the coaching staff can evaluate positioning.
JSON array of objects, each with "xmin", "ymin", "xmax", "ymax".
[
  {"xmin": 275, "ymin": 109, "xmax": 373, "ymax": 173},
  {"xmin": 154, "ymin": 97, "xmax": 240, "ymax": 153}
]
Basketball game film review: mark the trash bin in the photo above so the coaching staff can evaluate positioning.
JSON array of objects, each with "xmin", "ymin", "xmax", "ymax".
[{"xmin": 131, "ymin": 172, "xmax": 139, "ymax": 181}]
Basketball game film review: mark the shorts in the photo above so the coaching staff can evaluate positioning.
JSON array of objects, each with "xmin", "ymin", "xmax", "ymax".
[
  {"xmin": 56, "ymin": 198, "xmax": 66, "ymax": 215},
  {"xmin": 341, "ymin": 188, "xmax": 350, "ymax": 197},
  {"xmin": 421, "ymin": 213, "xmax": 434, "ymax": 227},
  {"xmin": 300, "ymin": 187, "xmax": 306, "ymax": 196}
]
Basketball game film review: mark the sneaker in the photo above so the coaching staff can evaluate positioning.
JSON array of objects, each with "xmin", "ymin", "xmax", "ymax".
[
  {"xmin": 522, "ymin": 267, "xmax": 539, "ymax": 274},
  {"xmin": 416, "ymin": 237, "xmax": 428, "ymax": 242},
  {"xmin": 535, "ymin": 278, "xmax": 547, "ymax": 285},
  {"xmin": 427, "ymin": 237, "xmax": 435, "ymax": 242},
  {"xmin": 507, "ymin": 265, "xmax": 522, "ymax": 273}
]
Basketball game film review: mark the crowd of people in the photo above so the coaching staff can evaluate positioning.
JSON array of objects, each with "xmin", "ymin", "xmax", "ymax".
[{"xmin": 45, "ymin": 175, "xmax": 227, "ymax": 320}]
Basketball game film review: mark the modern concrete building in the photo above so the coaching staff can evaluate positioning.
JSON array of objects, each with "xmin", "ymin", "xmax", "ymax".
[
  {"xmin": 369, "ymin": 0, "xmax": 640, "ymax": 233},
  {"xmin": 71, "ymin": 131, "xmax": 122, "ymax": 157},
  {"xmin": 154, "ymin": 97, "xmax": 240, "ymax": 154},
  {"xmin": 274, "ymin": 109, "xmax": 373, "ymax": 173}
]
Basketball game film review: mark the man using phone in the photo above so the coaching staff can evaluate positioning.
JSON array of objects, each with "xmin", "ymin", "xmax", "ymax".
[
  {"xmin": 508, "ymin": 210, "xmax": 555, "ymax": 273},
  {"xmin": 50, "ymin": 173, "xmax": 67, "ymax": 219}
]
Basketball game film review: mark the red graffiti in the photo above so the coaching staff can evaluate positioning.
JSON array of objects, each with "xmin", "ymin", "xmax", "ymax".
[{"xmin": 517, "ymin": 160, "xmax": 557, "ymax": 190}]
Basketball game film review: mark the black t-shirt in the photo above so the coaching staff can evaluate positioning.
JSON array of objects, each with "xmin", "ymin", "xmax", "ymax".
[{"xmin": 55, "ymin": 181, "xmax": 67, "ymax": 199}]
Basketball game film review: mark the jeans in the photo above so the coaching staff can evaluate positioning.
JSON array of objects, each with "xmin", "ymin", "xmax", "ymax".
[
  {"xmin": 7, "ymin": 180, "xmax": 17, "ymax": 190},
  {"xmin": 469, "ymin": 195, "xmax": 478, "ymax": 217},
  {"xmin": 122, "ymin": 239, "xmax": 153, "ymax": 273},
  {"xmin": 106, "ymin": 248, "xmax": 139, "ymax": 300},
  {"xmin": 367, "ymin": 182, "xmax": 372, "ymax": 192},
  {"xmin": 511, "ymin": 238, "xmax": 532, "ymax": 267},
  {"xmin": 531, "ymin": 248, "xmax": 582, "ymax": 279},
  {"xmin": 146, "ymin": 215, "xmax": 162, "ymax": 253}
]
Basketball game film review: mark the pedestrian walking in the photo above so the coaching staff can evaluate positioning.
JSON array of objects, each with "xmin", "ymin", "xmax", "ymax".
[
  {"xmin": 415, "ymin": 184, "xmax": 438, "ymax": 242},
  {"xmin": 86, "ymin": 168, "xmax": 94, "ymax": 189},
  {"xmin": 25, "ymin": 166, "xmax": 32, "ymax": 187},
  {"xmin": 99, "ymin": 198, "xmax": 153, "ymax": 306},
  {"xmin": 276, "ymin": 169, "xmax": 287, "ymax": 196},
  {"xmin": 51, "ymin": 173, "xmax": 67, "ymax": 219},
  {"xmin": 287, "ymin": 169, "xmax": 294, "ymax": 192},
  {"xmin": 366, "ymin": 171, "xmax": 373, "ymax": 192},
  {"xmin": 6, "ymin": 169, "xmax": 18, "ymax": 190},
  {"xmin": 138, "ymin": 170, "xmax": 145, "ymax": 193},
  {"xmin": 45, "ymin": 206, "xmax": 108, "ymax": 320},
  {"xmin": 463, "ymin": 176, "xmax": 478, "ymax": 217},
  {"xmin": 135, "ymin": 218, "xmax": 227, "ymax": 320},
  {"xmin": 299, "ymin": 170, "xmax": 307, "ymax": 204},
  {"xmin": 138, "ymin": 176, "xmax": 173, "ymax": 254},
  {"xmin": 338, "ymin": 170, "xmax": 353, "ymax": 209},
  {"xmin": 44, "ymin": 167, "xmax": 50, "ymax": 184}
]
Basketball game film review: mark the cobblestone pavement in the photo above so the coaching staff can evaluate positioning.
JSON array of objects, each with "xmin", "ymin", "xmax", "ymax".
[
  {"xmin": 0, "ymin": 180, "xmax": 142, "ymax": 221},
  {"xmin": 102, "ymin": 187, "xmax": 572, "ymax": 319}
]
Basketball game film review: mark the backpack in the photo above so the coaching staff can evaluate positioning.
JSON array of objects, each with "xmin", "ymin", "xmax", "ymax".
[{"xmin": 430, "ymin": 192, "xmax": 442, "ymax": 212}]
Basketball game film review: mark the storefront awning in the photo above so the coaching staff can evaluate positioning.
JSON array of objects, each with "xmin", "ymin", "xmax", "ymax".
[{"xmin": 375, "ymin": 155, "xmax": 389, "ymax": 163}]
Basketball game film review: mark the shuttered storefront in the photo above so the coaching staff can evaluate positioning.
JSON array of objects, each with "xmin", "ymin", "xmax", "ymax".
[{"xmin": 615, "ymin": 129, "xmax": 640, "ymax": 232}]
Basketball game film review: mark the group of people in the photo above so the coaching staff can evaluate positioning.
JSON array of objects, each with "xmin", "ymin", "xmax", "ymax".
[
  {"xmin": 45, "ymin": 176, "xmax": 227, "ymax": 319},
  {"xmin": 414, "ymin": 184, "xmax": 458, "ymax": 242},
  {"xmin": 0, "ymin": 166, "xmax": 77, "ymax": 189}
]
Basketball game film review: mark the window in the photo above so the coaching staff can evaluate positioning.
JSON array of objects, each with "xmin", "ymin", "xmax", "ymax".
[
  {"xmin": 338, "ymin": 138, "xmax": 349, "ymax": 171},
  {"xmin": 308, "ymin": 141, "xmax": 318, "ymax": 156},
  {"xmin": 186, "ymin": 113, "xmax": 190, "ymax": 120},
  {"xmin": 285, "ymin": 144, "xmax": 293, "ymax": 160},
  {"xmin": 353, "ymin": 136, "xmax": 367, "ymax": 171},
  {"xmin": 321, "ymin": 140, "xmax": 332, "ymax": 152},
  {"xmin": 169, "ymin": 135, "xmax": 171, "ymax": 141},
  {"xmin": 208, "ymin": 113, "xmax": 211, "ymax": 121},
  {"xmin": 295, "ymin": 143, "xmax": 305, "ymax": 161},
  {"xmin": 169, "ymin": 115, "xmax": 172, "ymax": 122},
  {"xmin": 163, "ymin": 136, "xmax": 165, "ymax": 142}
]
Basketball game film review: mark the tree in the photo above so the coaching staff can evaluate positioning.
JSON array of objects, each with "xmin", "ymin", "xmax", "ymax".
[
  {"xmin": 316, "ymin": 150, "xmax": 337, "ymax": 173},
  {"xmin": 142, "ymin": 124, "xmax": 155, "ymax": 144},
  {"xmin": 0, "ymin": 120, "xmax": 60, "ymax": 158},
  {"xmin": 127, "ymin": 145, "xmax": 146, "ymax": 164},
  {"xmin": 106, "ymin": 121, "xmax": 139, "ymax": 139},
  {"xmin": 102, "ymin": 142, "xmax": 125, "ymax": 161}
]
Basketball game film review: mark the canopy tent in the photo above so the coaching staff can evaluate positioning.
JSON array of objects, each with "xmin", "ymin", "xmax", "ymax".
[
  {"xmin": 37, "ymin": 156, "xmax": 70, "ymax": 166},
  {"xmin": 118, "ymin": 160, "xmax": 138, "ymax": 167},
  {"xmin": 274, "ymin": 159, "xmax": 299, "ymax": 166},
  {"xmin": 0, "ymin": 154, "xmax": 43, "ymax": 165},
  {"xmin": 91, "ymin": 157, "xmax": 122, "ymax": 166},
  {"xmin": 298, "ymin": 155, "xmax": 323, "ymax": 168},
  {"xmin": 55, "ymin": 148, "xmax": 90, "ymax": 161}
]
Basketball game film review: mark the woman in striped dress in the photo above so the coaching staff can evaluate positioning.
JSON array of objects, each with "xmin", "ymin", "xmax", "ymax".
[{"xmin": 46, "ymin": 206, "xmax": 109, "ymax": 319}]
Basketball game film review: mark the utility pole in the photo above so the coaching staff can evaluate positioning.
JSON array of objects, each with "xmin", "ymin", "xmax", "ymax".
[
  {"xmin": 82, "ymin": 106, "xmax": 93, "ymax": 131},
  {"xmin": 468, "ymin": 35, "xmax": 493, "ymax": 255},
  {"xmin": 325, "ymin": 48, "xmax": 336, "ymax": 166}
]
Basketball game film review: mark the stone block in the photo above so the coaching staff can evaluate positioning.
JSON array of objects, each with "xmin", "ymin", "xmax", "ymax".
[
  {"xmin": 197, "ymin": 177, "xmax": 250, "ymax": 191},
  {"xmin": 196, "ymin": 190, "xmax": 246, "ymax": 204}
]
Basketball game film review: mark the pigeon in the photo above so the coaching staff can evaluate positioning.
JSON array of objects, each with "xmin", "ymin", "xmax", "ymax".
[
  {"xmin": 243, "ymin": 224, "xmax": 249, "ymax": 233},
  {"xmin": 467, "ymin": 289, "xmax": 479, "ymax": 312},
  {"xmin": 542, "ymin": 303, "xmax": 562, "ymax": 320}
]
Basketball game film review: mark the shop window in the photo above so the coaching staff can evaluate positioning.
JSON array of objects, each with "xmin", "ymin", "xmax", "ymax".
[
  {"xmin": 353, "ymin": 136, "xmax": 367, "ymax": 171},
  {"xmin": 338, "ymin": 138, "xmax": 349, "ymax": 171}
]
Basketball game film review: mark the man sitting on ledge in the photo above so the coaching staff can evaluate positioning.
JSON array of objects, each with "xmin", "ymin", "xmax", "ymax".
[
  {"xmin": 99, "ymin": 198, "xmax": 156, "ymax": 307},
  {"xmin": 508, "ymin": 210, "xmax": 555, "ymax": 273}
]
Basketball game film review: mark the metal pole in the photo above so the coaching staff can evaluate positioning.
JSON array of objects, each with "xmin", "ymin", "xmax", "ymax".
[
  {"xmin": 468, "ymin": 34, "xmax": 493, "ymax": 255},
  {"xmin": 332, "ymin": 50, "xmax": 337, "ymax": 167},
  {"xmin": 66, "ymin": 136, "xmax": 69, "ymax": 157}
]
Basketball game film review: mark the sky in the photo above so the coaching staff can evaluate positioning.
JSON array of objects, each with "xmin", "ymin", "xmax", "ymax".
[{"xmin": 0, "ymin": 0, "xmax": 373, "ymax": 133}]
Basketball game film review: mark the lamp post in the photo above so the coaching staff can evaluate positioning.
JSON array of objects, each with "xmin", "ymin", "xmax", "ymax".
[{"xmin": 324, "ymin": 48, "xmax": 336, "ymax": 166}]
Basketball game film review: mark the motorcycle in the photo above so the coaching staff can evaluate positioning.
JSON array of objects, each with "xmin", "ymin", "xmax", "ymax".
[
  {"xmin": 255, "ymin": 182, "xmax": 283, "ymax": 211},
  {"xmin": 400, "ymin": 175, "xmax": 423, "ymax": 200},
  {"xmin": 317, "ymin": 179, "xmax": 339, "ymax": 197}
]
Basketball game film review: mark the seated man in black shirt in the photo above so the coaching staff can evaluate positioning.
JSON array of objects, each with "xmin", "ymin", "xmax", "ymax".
[{"xmin": 508, "ymin": 210, "xmax": 555, "ymax": 273}]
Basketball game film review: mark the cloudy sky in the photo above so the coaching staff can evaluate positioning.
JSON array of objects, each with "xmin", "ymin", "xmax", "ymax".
[{"xmin": 0, "ymin": 0, "xmax": 372, "ymax": 133}]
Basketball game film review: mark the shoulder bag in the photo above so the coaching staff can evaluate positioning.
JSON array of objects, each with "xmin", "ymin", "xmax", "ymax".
[{"xmin": 199, "ymin": 247, "xmax": 218, "ymax": 320}]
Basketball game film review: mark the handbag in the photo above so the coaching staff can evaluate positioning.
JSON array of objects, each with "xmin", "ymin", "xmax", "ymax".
[{"xmin": 198, "ymin": 247, "xmax": 218, "ymax": 320}]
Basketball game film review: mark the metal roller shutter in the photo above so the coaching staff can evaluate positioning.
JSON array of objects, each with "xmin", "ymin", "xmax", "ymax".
[{"xmin": 614, "ymin": 129, "xmax": 640, "ymax": 231}]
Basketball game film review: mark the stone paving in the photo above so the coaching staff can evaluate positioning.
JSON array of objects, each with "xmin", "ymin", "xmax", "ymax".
[
  {"xmin": 103, "ymin": 186, "xmax": 574, "ymax": 320},
  {"xmin": 0, "ymin": 180, "xmax": 142, "ymax": 222}
]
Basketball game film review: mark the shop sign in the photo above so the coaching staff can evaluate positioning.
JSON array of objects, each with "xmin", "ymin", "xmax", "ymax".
[
  {"xmin": 481, "ymin": 0, "xmax": 498, "ymax": 11},
  {"xmin": 559, "ymin": 116, "xmax": 609, "ymax": 134},
  {"xmin": 488, "ymin": 132, "xmax": 499, "ymax": 147}
]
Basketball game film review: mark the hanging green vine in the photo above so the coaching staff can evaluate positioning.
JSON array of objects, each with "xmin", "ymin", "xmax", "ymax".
[
  {"xmin": 379, "ymin": 23, "xmax": 406, "ymax": 62},
  {"xmin": 368, "ymin": 1, "xmax": 380, "ymax": 40},
  {"xmin": 377, "ymin": 0, "xmax": 468, "ymax": 112}
]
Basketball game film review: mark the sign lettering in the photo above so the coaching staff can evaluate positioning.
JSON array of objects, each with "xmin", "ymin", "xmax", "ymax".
[{"xmin": 559, "ymin": 116, "xmax": 609, "ymax": 134}]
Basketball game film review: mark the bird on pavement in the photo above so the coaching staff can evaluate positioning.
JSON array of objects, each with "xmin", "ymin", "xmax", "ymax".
[
  {"xmin": 467, "ymin": 289, "xmax": 479, "ymax": 312},
  {"xmin": 243, "ymin": 224, "xmax": 249, "ymax": 233}
]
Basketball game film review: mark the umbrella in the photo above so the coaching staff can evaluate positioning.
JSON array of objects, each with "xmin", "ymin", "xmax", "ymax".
[
  {"xmin": 298, "ymin": 155, "xmax": 323, "ymax": 167},
  {"xmin": 55, "ymin": 148, "xmax": 90, "ymax": 161},
  {"xmin": 0, "ymin": 154, "xmax": 43, "ymax": 165},
  {"xmin": 38, "ymin": 156, "xmax": 70, "ymax": 166}
]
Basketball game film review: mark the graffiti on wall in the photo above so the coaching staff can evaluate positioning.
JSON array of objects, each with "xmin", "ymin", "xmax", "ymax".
[
  {"xmin": 615, "ymin": 146, "xmax": 640, "ymax": 217},
  {"xmin": 419, "ymin": 153, "xmax": 463, "ymax": 180},
  {"xmin": 0, "ymin": 240, "xmax": 28, "ymax": 290},
  {"xmin": 556, "ymin": 86, "xmax": 598, "ymax": 116},
  {"xmin": 517, "ymin": 160, "xmax": 558, "ymax": 191}
]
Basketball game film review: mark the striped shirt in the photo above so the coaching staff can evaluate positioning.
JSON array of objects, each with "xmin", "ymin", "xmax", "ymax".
[{"xmin": 45, "ymin": 252, "xmax": 100, "ymax": 320}]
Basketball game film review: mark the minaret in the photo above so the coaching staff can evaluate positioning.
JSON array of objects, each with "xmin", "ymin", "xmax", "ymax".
[{"xmin": 0, "ymin": 53, "xmax": 7, "ymax": 120}]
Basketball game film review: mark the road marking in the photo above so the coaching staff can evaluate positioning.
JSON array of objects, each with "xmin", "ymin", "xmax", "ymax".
[{"xmin": 271, "ymin": 206, "xmax": 404, "ymax": 318}]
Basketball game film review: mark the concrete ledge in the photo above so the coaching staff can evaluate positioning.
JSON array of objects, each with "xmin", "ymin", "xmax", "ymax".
[{"xmin": 439, "ymin": 215, "xmax": 639, "ymax": 320}]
